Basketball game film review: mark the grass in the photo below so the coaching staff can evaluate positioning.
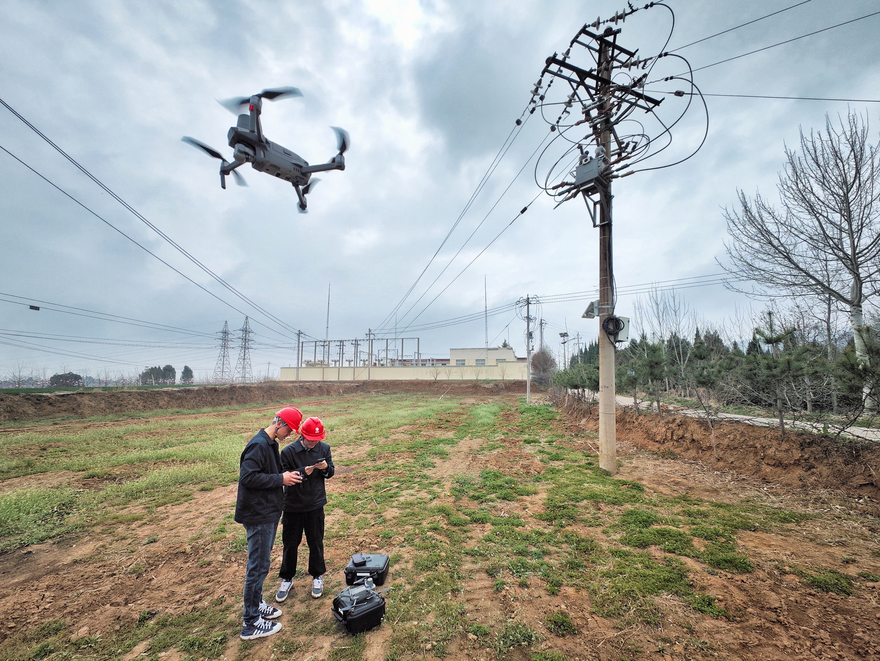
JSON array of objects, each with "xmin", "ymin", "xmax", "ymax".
[{"xmin": 0, "ymin": 390, "xmax": 852, "ymax": 660}]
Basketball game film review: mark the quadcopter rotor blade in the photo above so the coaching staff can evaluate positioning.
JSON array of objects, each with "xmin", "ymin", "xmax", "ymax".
[
  {"xmin": 260, "ymin": 86, "xmax": 303, "ymax": 101},
  {"xmin": 302, "ymin": 178, "xmax": 321, "ymax": 196},
  {"xmin": 181, "ymin": 136, "xmax": 225, "ymax": 161},
  {"xmin": 182, "ymin": 137, "xmax": 247, "ymax": 186},
  {"xmin": 218, "ymin": 87, "xmax": 303, "ymax": 114},
  {"xmin": 231, "ymin": 169, "xmax": 248, "ymax": 187},
  {"xmin": 217, "ymin": 96, "xmax": 250, "ymax": 114},
  {"xmin": 330, "ymin": 126, "xmax": 350, "ymax": 154}
]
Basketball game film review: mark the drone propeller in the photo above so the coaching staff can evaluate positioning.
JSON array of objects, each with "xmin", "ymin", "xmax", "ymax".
[
  {"xmin": 303, "ymin": 178, "xmax": 320, "ymax": 196},
  {"xmin": 297, "ymin": 178, "xmax": 321, "ymax": 213},
  {"xmin": 218, "ymin": 86, "xmax": 303, "ymax": 114},
  {"xmin": 181, "ymin": 136, "xmax": 247, "ymax": 187},
  {"xmin": 331, "ymin": 126, "xmax": 350, "ymax": 154}
]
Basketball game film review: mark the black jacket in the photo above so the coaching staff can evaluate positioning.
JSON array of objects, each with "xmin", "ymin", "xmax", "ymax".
[
  {"xmin": 234, "ymin": 429, "xmax": 285, "ymax": 525},
  {"xmin": 280, "ymin": 438, "xmax": 335, "ymax": 512}
]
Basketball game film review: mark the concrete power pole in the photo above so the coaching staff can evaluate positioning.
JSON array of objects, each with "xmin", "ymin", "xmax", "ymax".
[
  {"xmin": 296, "ymin": 330, "xmax": 301, "ymax": 381},
  {"xmin": 596, "ymin": 37, "xmax": 617, "ymax": 475},
  {"xmin": 525, "ymin": 296, "xmax": 532, "ymax": 404},
  {"xmin": 534, "ymin": 12, "xmax": 667, "ymax": 475}
]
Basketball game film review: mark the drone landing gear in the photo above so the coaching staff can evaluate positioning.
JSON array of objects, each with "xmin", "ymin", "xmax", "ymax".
[
  {"xmin": 219, "ymin": 160, "xmax": 245, "ymax": 190},
  {"xmin": 294, "ymin": 179, "xmax": 320, "ymax": 213}
]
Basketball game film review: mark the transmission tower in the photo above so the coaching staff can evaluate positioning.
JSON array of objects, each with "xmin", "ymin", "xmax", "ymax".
[
  {"xmin": 233, "ymin": 316, "xmax": 254, "ymax": 383},
  {"xmin": 212, "ymin": 321, "xmax": 232, "ymax": 383}
]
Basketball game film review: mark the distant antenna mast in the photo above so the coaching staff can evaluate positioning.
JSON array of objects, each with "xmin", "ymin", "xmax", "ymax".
[
  {"xmin": 325, "ymin": 282, "xmax": 331, "ymax": 341},
  {"xmin": 325, "ymin": 282, "xmax": 331, "ymax": 365},
  {"xmin": 212, "ymin": 321, "xmax": 231, "ymax": 383},
  {"xmin": 484, "ymin": 275, "xmax": 489, "ymax": 352},
  {"xmin": 233, "ymin": 316, "xmax": 253, "ymax": 383}
]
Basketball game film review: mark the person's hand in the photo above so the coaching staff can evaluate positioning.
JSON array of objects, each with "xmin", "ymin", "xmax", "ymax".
[
  {"xmin": 283, "ymin": 470, "xmax": 303, "ymax": 486},
  {"xmin": 304, "ymin": 465, "xmax": 315, "ymax": 476},
  {"xmin": 315, "ymin": 460, "xmax": 328, "ymax": 470}
]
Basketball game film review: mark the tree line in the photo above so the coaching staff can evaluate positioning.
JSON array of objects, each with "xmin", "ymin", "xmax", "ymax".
[
  {"xmin": 553, "ymin": 306, "xmax": 877, "ymax": 435},
  {"xmin": 2, "ymin": 365, "xmax": 195, "ymax": 388},
  {"xmin": 553, "ymin": 109, "xmax": 880, "ymax": 435}
]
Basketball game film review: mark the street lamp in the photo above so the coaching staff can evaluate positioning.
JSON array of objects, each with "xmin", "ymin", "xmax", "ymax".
[{"xmin": 559, "ymin": 332, "xmax": 569, "ymax": 368}]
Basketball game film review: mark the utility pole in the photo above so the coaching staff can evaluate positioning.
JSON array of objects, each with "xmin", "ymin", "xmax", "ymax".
[
  {"xmin": 526, "ymin": 296, "xmax": 532, "ymax": 403},
  {"xmin": 559, "ymin": 331, "xmax": 569, "ymax": 368},
  {"xmin": 533, "ymin": 11, "xmax": 668, "ymax": 475},
  {"xmin": 484, "ymin": 275, "xmax": 489, "ymax": 355},
  {"xmin": 596, "ymin": 35, "xmax": 617, "ymax": 475},
  {"xmin": 367, "ymin": 329, "xmax": 372, "ymax": 381},
  {"xmin": 296, "ymin": 330, "xmax": 301, "ymax": 381}
]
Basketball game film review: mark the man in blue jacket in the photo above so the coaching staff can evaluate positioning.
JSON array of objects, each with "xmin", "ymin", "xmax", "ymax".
[
  {"xmin": 275, "ymin": 416, "xmax": 335, "ymax": 601},
  {"xmin": 234, "ymin": 406, "xmax": 303, "ymax": 641}
]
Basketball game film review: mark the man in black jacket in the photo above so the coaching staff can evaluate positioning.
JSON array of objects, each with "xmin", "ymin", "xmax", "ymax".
[
  {"xmin": 275, "ymin": 416, "xmax": 335, "ymax": 601},
  {"xmin": 235, "ymin": 407, "xmax": 303, "ymax": 640}
]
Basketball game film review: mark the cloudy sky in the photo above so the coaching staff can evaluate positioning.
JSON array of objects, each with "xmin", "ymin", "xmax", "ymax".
[{"xmin": 1, "ymin": 0, "xmax": 879, "ymax": 382}]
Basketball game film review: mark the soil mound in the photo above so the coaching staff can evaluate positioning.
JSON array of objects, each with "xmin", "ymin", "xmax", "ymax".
[{"xmin": 0, "ymin": 380, "xmax": 529, "ymax": 423}]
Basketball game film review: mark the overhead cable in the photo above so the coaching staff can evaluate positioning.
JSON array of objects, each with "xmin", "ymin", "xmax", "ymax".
[{"xmin": 0, "ymin": 97, "xmax": 316, "ymax": 342}]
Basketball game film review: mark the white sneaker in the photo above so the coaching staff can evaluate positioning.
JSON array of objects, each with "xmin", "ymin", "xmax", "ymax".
[
  {"xmin": 240, "ymin": 616, "xmax": 282, "ymax": 640},
  {"xmin": 311, "ymin": 575, "xmax": 324, "ymax": 598},
  {"xmin": 275, "ymin": 579, "xmax": 293, "ymax": 602}
]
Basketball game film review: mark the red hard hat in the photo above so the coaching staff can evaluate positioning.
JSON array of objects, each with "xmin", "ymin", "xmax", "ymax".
[
  {"xmin": 275, "ymin": 406, "xmax": 303, "ymax": 431},
  {"xmin": 300, "ymin": 416, "xmax": 325, "ymax": 441}
]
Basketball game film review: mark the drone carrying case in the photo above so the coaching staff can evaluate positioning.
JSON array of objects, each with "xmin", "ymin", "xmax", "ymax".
[
  {"xmin": 344, "ymin": 553, "xmax": 390, "ymax": 586},
  {"xmin": 331, "ymin": 585, "xmax": 386, "ymax": 634}
]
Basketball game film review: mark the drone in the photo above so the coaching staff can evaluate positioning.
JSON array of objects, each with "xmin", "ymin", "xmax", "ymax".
[{"xmin": 182, "ymin": 86, "xmax": 349, "ymax": 212}]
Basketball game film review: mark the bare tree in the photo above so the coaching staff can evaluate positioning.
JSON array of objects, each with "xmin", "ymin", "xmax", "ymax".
[
  {"xmin": 6, "ymin": 362, "xmax": 30, "ymax": 388},
  {"xmin": 633, "ymin": 286, "xmax": 695, "ymax": 395},
  {"xmin": 721, "ymin": 110, "xmax": 880, "ymax": 406}
]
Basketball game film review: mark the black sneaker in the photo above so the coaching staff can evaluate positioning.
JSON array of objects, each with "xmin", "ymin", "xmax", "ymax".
[
  {"xmin": 240, "ymin": 616, "xmax": 282, "ymax": 640},
  {"xmin": 259, "ymin": 600, "xmax": 282, "ymax": 620}
]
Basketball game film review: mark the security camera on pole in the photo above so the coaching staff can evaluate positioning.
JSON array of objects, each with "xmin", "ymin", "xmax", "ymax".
[{"xmin": 529, "ymin": 4, "xmax": 706, "ymax": 474}]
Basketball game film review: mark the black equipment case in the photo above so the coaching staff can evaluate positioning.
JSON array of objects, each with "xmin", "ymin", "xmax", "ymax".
[
  {"xmin": 344, "ymin": 553, "xmax": 390, "ymax": 586},
  {"xmin": 331, "ymin": 585, "xmax": 386, "ymax": 634}
]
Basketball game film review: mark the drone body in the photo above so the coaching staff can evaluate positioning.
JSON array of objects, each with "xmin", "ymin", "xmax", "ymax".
[{"xmin": 182, "ymin": 87, "xmax": 349, "ymax": 212}]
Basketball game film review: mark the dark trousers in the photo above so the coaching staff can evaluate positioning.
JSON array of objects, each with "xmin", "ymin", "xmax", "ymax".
[{"xmin": 279, "ymin": 509, "xmax": 326, "ymax": 579}]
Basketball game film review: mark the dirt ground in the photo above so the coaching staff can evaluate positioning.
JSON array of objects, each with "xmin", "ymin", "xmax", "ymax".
[{"xmin": 0, "ymin": 382, "xmax": 878, "ymax": 661}]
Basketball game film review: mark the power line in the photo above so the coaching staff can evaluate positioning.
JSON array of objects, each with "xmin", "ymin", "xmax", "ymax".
[
  {"xmin": 683, "ymin": 9, "xmax": 880, "ymax": 75},
  {"xmin": 375, "ymin": 114, "xmax": 532, "ymax": 333},
  {"xmin": 0, "ymin": 328, "xmax": 212, "ymax": 349},
  {"xmin": 391, "ymin": 193, "xmax": 542, "ymax": 337},
  {"xmin": 391, "ymin": 132, "xmax": 553, "ymax": 334},
  {"xmin": 0, "ymin": 291, "xmax": 216, "ymax": 338},
  {"xmin": 669, "ymin": 0, "xmax": 814, "ymax": 53},
  {"xmin": 665, "ymin": 92, "xmax": 880, "ymax": 104},
  {"xmin": 0, "ymin": 97, "xmax": 317, "ymax": 343}
]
